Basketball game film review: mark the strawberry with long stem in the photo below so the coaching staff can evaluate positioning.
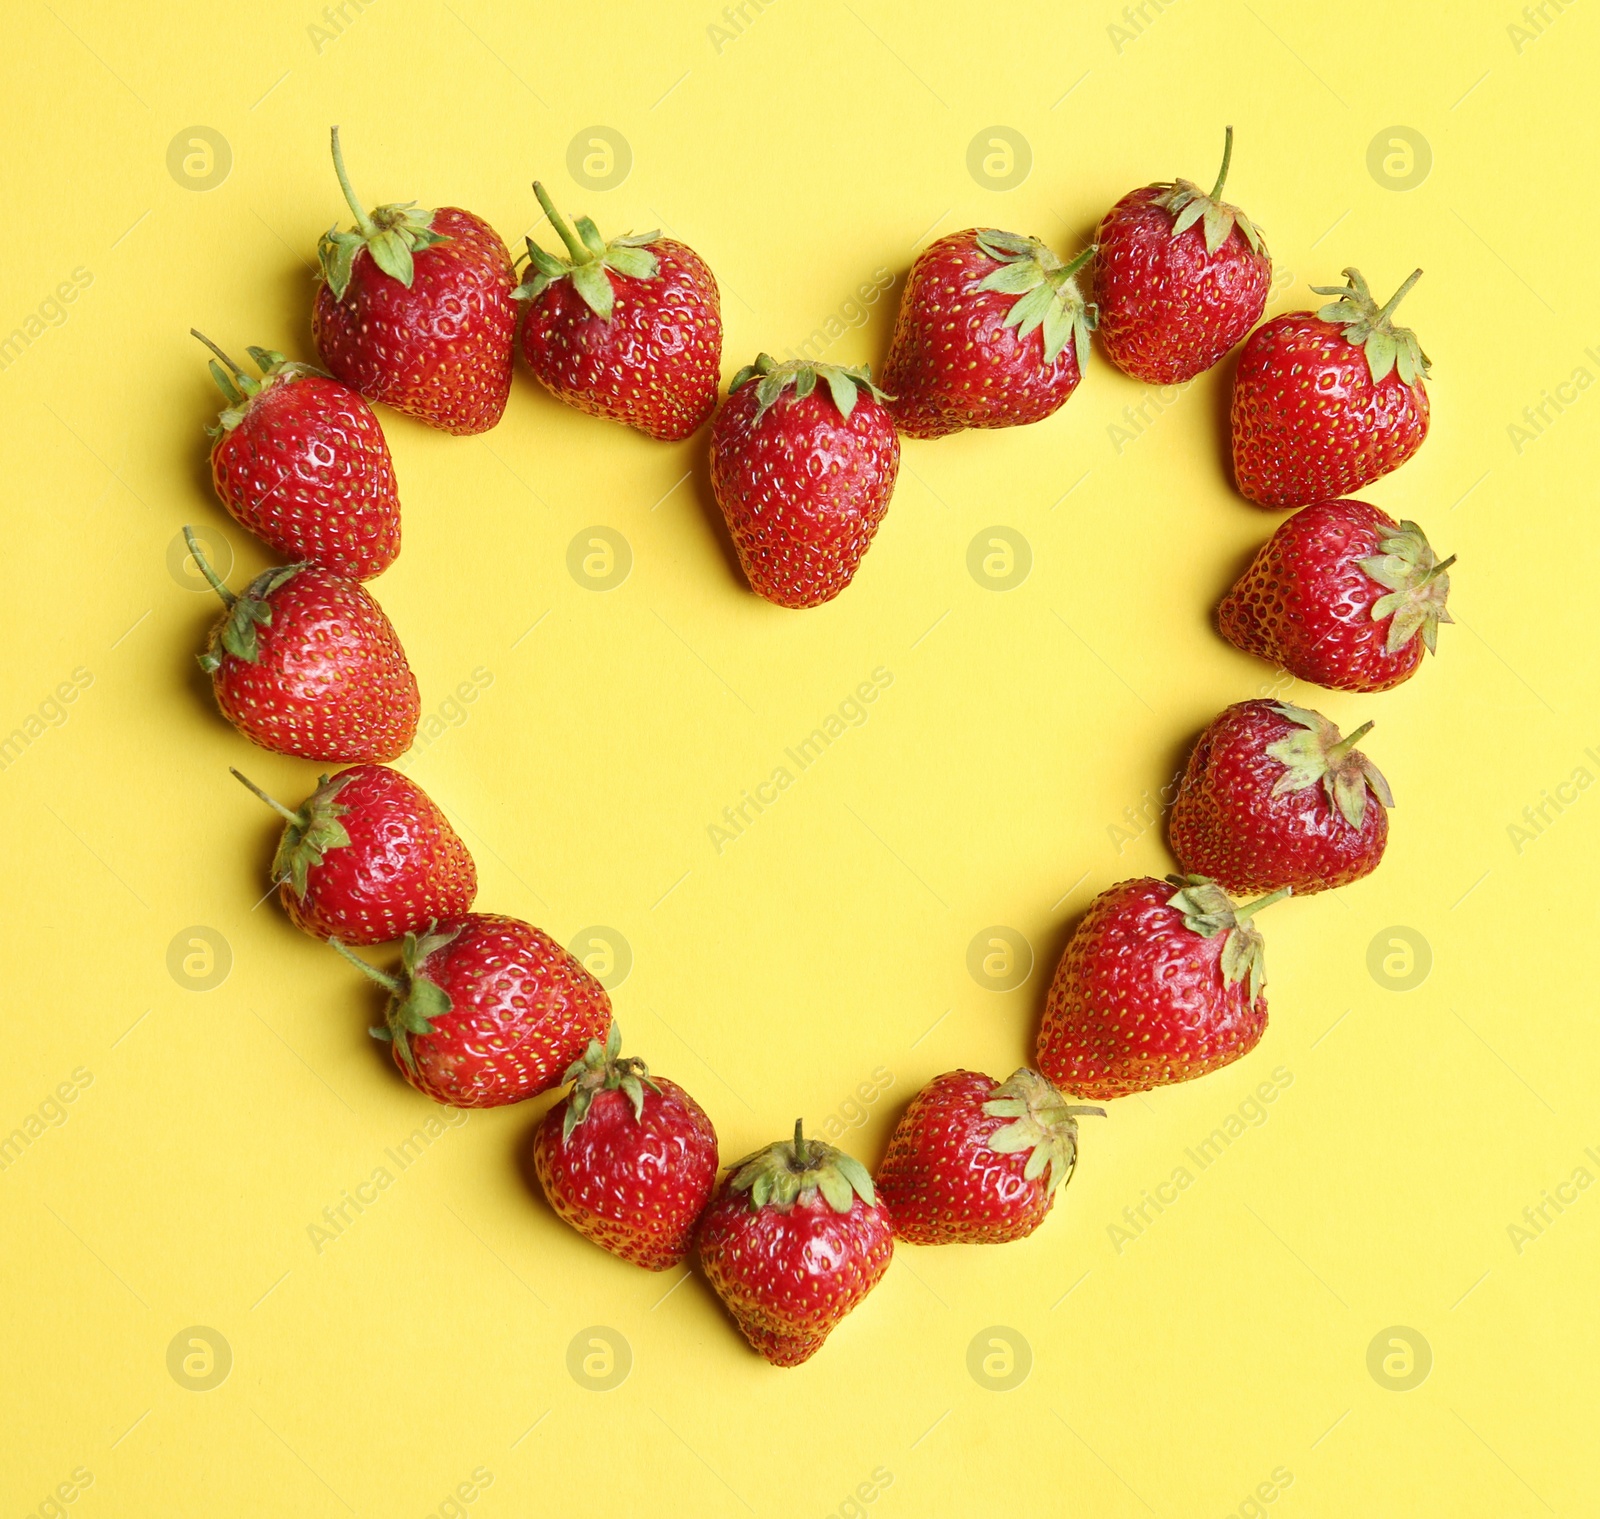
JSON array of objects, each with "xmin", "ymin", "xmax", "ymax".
[
  {"xmin": 313, "ymin": 127, "xmax": 518, "ymax": 436},
  {"xmin": 515, "ymin": 181, "xmax": 721, "ymax": 440},
  {"xmin": 185, "ymin": 526, "xmax": 419, "ymax": 762},
  {"xmin": 1094, "ymin": 126, "xmax": 1272, "ymax": 384},
  {"xmin": 331, "ymin": 914, "xmax": 611, "ymax": 1108},
  {"xmin": 193, "ymin": 329, "xmax": 400, "ymax": 580},
  {"xmin": 231, "ymin": 764, "xmax": 475, "ymax": 945},
  {"xmin": 1231, "ymin": 267, "xmax": 1431, "ymax": 507}
]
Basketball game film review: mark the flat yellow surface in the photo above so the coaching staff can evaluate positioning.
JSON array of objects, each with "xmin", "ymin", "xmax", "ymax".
[{"xmin": 3, "ymin": 1, "xmax": 1595, "ymax": 1514}]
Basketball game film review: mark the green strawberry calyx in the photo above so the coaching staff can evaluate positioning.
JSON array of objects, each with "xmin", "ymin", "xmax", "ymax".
[
  {"xmin": 318, "ymin": 126, "xmax": 450, "ymax": 300},
  {"xmin": 726, "ymin": 1120, "xmax": 876, "ymax": 1215},
  {"xmin": 973, "ymin": 230, "xmax": 1098, "ymax": 371},
  {"xmin": 1266, "ymin": 705, "xmax": 1395, "ymax": 831},
  {"xmin": 334, "ymin": 922, "xmax": 461, "ymax": 1074},
  {"xmin": 983, "ymin": 1068, "xmax": 1105, "ymax": 1197},
  {"xmin": 1312, "ymin": 267, "xmax": 1431, "ymax": 386},
  {"xmin": 558, "ymin": 1021, "xmax": 658, "ymax": 1141},
  {"xmin": 231, "ymin": 767, "xmax": 355, "ymax": 898},
  {"xmin": 1152, "ymin": 125, "xmax": 1267, "ymax": 258},
  {"xmin": 513, "ymin": 182, "xmax": 660, "ymax": 322},
  {"xmin": 1166, "ymin": 874, "xmax": 1292, "ymax": 1002},
  {"xmin": 192, "ymin": 330, "xmax": 326, "ymax": 436},
  {"xmin": 1357, "ymin": 520, "xmax": 1455, "ymax": 656},
  {"xmin": 184, "ymin": 526, "xmax": 306, "ymax": 673},
  {"xmin": 728, "ymin": 352, "xmax": 890, "ymax": 424}
]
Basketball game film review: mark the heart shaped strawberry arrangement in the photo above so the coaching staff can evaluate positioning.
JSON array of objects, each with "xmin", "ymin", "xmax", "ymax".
[{"xmin": 185, "ymin": 127, "xmax": 1452, "ymax": 1367}]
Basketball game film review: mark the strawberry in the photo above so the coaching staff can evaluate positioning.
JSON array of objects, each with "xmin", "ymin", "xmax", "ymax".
[
  {"xmin": 1169, "ymin": 701, "xmax": 1393, "ymax": 896},
  {"xmin": 1219, "ymin": 498, "xmax": 1454, "ymax": 691},
  {"xmin": 881, "ymin": 229, "xmax": 1096, "ymax": 438},
  {"xmin": 185, "ymin": 527, "xmax": 419, "ymax": 762},
  {"xmin": 1231, "ymin": 267, "xmax": 1430, "ymax": 507},
  {"xmin": 230, "ymin": 764, "xmax": 475, "ymax": 945},
  {"xmin": 708, "ymin": 355, "xmax": 900, "ymax": 608},
  {"xmin": 531, "ymin": 1024, "xmax": 718, "ymax": 1271},
  {"xmin": 514, "ymin": 183, "xmax": 721, "ymax": 441},
  {"xmin": 875, "ymin": 1068, "xmax": 1102, "ymax": 1246},
  {"xmin": 697, "ymin": 1122, "xmax": 891, "ymax": 1366},
  {"xmin": 312, "ymin": 127, "xmax": 517, "ymax": 436},
  {"xmin": 193, "ymin": 331, "xmax": 400, "ymax": 581},
  {"xmin": 1036, "ymin": 875, "xmax": 1289, "ymax": 1100},
  {"xmin": 335, "ymin": 915, "xmax": 611, "ymax": 1108},
  {"xmin": 1094, "ymin": 126, "xmax": 1271, "ymax": 385}
]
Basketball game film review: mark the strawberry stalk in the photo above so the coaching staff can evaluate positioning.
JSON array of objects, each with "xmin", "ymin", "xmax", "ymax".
[
  {"xmin": 532, "ymin": 181, "xmax": 586, "ymax": 263},
  {"xmin": 329, "ymin": 126, "xmax": 377, "ymax": 237},
  {"xmin": 1209, "ymin": 125, "xmax": 1235, "ymax": 201},
  {"xmin": 328, "ymin": 936, "xmax": 402, "ymax": 993},
  {"xmin": 183, "ymin": 526, "xmax": 236, "ymax": 608},
  {"xmin": 1229, "ymin": 885, "xmax": 1293, "ymax": 924},
  {"xmin": 1325, "ymin": 721, "xmax": 1375, "ymax": 765},
  {"xmin": 1375, "ymin": 268, "xmax": 1424, "ymax": 324},
  {"xmin": 229, "ymin": 766, "xmax": 302, "ymax": 825},
  {"xmin": 331, "ymin": 926, "xmax": 459, "ymax": 1072}
]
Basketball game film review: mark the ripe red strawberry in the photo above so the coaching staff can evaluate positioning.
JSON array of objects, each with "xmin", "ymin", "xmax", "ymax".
[
  {"xmin": 1037, "ymin": 875, "xmax": 1289, "ymax": 1100},
  {"xmin": 230, "ymin": 764, "xmax": 475, "ymax": 945},
  {"xmin": 1219, "ymin": 498, "xmax": 1454, "ymax": 691},
  {"xmin": 875, "ymin": 1068, "xmax": 1102, "ymax": 1246},
  {"xmin": 1095, "ymin": 126, "xmax": 1271, "ymax": 385},
  {"xmin": 312, "ymin": 128, "xmax": 517, "ymax": 436},
  {"xmin": 531, "ymin": 1024, "xmax": 718, "ymax": 1270},
  {"xmin": 697, "ymin": 1122, "xmax": 892, "ymax": 1366},
  {"xmin": 881, "ymin": 229, "xmax": 1096, "ymax": 438},
  {"xmin": 1231, "ymin": 267, "xmax": 1430, "ymax": 507},
  {"xmin": 515, "ymin": 183, "xmax": 721, "ymax": 440},
  {"xmin": 708, "ymin": 355, "xmax": 899, "ymax": 608},
  {"xmin": 336, "ymin": 914, "xmax": 611, "ymax": 1108},
  {"xmin": 1169, "ymin": 701, "xmax": 1393, "ymax": 896},
  {"xmin": 194, "ymin": 332, "xmax": 400, "ymax": 581},
  {"xmin": 185, "ymin": 527, "xmax": 419, "ymax": 762}
]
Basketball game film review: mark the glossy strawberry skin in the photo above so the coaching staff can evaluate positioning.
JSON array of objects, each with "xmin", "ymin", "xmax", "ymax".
[
  {"xmin": 208, "ymin": 568, "xmax": 420, "ymax": 762},
  {"xmin": 709, "ymin": 384, "xmax": 900, "ymax": 608},
  {"xmin": 393, "ymin": 914, "xmax": 610, "ymax": 1109},
  {"xmin": 313, "ymin": 208, "xmax": 517, "ymax": 437},
  {"xmin": 876, "ymin": 1071, "xmax": 1051, "ymax": 1245},
  {"xmin": 278, "ymin": 766, "xmax": 476, "ymax": 945},
  {"xmin": 533, "ymin": 1077, "xmax": 718, "ymax": 1270},
  {"xmin": 882, "ymin": 231, "xmax": 1084, "ymax": 438},
  {"xmin": 1037, "ymin": 878, "xmax": 1267, "ymax": 1100},
  {"xmin": 519, "ymin": 238, "xmax": 721, "ymax": 440},
  {"xmin": 1170, "ymin": 701, "xmax": 1387, "ymax": 896},
  {"xmin": 1231, "ymin": 313, "xmax": 1429, "ymax": 507},
  {"xmin": 1220, "ymin": 498, "xmax": 1424, "ymax": 691},
  {"xmin": 696, "ymin": 1184, "xmax": 893, "ymax": 1366},
  {"xmin": 210, "ymin": 373, "xmax": 399, "ymax": 580},
  {"xmin": 1094, "ymin": 186, "xmax": 1269, "ymax": 385}
]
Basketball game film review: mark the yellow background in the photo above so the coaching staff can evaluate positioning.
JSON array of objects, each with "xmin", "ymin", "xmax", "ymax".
[{"xmin": 3, "ymin": 1, "xmax": 1595, "ymax": 1514}]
